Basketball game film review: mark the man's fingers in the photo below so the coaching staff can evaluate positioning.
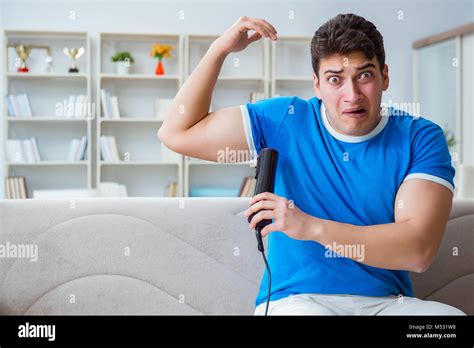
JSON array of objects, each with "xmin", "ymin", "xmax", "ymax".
[
  {"xmin": 250, "ymin": 192, "xmax": 278, "ymax": 205},
  {"xmin": 247, "ymin": 31, "xmax": 262, "ymax": 44},
  {"xmin": 241, "ymin": 19, "xmax": 275, "ymax": 40},
  {"xmin": 261, "ymin": 19, "xmax": 278, "ymax": 36},
  {"xmin": 261, "ymin": 222, "xmax": 279, "ymax": 238},
  {"xmin": 254, "ymin": 21, "xmax": 276, "ymax": 39},
  {"xmin": 249, "ymin": 210, "xmax": 274, "ymax": 230},
  {"xmin": 246, "ymin": 200, "xmax": 276, "ymax": 218},
  {"xmin": 251, "ymin": 22, "xmax": 273, "ymax": 38}
]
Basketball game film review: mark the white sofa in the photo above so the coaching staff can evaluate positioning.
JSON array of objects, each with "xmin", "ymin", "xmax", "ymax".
[{"xmin": 0, "ymin": 198, "xmax": 472, "ymax": 315}]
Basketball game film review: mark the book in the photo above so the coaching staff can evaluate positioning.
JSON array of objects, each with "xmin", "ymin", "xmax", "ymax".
[
  {"xmin": 165, "ymin": 182, "xmax": 178, "ymax": 197},
  {"xmin": 18, "ymin": 94, "xmax": 33, "ymax": 117},
  {"xmin": 22, "ymin": 139, "xmax": 35, "ymax": 162},
  {"xmin": 100, "ymin": 136, "xmax": 112, "ymax": 161},
  {"xmin": 6, "ymin": 94, "xmax": 33, "ymax": 117},
  {"xmin": 5, "ymin": 177, "xmax": 11, "ymax": 199},
  {"xmin": 6, "ymin": 140, "xmax": 22, "ymax": 162},
  {"xmin": 108, "ymin": 136, "xmax": 121, "ymax": 161},
  {"xmin": 100, "ymin": 136, "xmax": 119, "ymax": 162},
  {"xmin": 76, "ymin": 136, "xmax": 87, "ymax": 160},
  {"xmin": 100, "ymin": 89, "xmax": 110, "ymax": 118},
  {"xmin": 5, "ymin": 95, "xmax": 15, "ymax": 116},
  {"xmin": 30, "ymin": 137, "xmax": 42, "ymax": 161},
  {"xmin": 110, "ymin": 96, "xmax": 121, "ymax": 119},
  {"xmin": 19, "ymin": 176, "xmax": 27, "ymax": 199},
  {"xmin": 13, "ymin": 177, "xmax": 20, "ymax": 198},
  {"xmin": 239, "ymin": 176, "xmax": 257, "ymax": 197},
  {"xmin": 67, "ymin": 139, "xmax": 80, "ymax": 161}
]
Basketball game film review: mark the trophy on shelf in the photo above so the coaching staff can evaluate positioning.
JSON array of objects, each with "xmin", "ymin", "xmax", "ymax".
[
  {"xmin": 63, "ymin": 47, "xmax": 84, "ymax": 73},
  {"xmin": 9, "ymin": 43, "xmax": 53, "ymax": 73},
  {"xmin": 14, "ymin": 44, "xmax": 32, "ymax": 72}
]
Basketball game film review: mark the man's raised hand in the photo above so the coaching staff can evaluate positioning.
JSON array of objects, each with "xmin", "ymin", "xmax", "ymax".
[{"xmin": 211, "ymin": 16, "xmax": 278, "ymax": 56}]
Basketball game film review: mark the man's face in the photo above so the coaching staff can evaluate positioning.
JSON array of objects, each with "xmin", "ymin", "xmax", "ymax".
[{"xmin": 313, "ymin": 51, "xmax": 389, "ymax": 136}]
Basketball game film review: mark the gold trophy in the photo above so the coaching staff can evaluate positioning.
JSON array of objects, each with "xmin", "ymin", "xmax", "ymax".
[
  {"xmin": 63, "ymin": 47, "xmax": 84, "ymax": 73},
  {"xmin": 15, "ymin": 44, "xmax": 32, "ymax": 72}
]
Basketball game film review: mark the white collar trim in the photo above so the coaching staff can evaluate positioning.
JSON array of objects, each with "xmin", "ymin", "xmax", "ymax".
[{"xmin": 320, "ymin": 102, "xmax": 389, "ymax": 143}]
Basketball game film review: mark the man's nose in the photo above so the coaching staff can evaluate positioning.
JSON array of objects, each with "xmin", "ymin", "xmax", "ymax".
[{"xmin": 343, "ymin": 80, "xmax": 364, "ymax": 104}]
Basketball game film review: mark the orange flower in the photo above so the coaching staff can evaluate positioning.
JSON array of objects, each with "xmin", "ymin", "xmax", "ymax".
[{"xmin": 151, "ymin": 43, "xmax": 173, "ymax": 60}]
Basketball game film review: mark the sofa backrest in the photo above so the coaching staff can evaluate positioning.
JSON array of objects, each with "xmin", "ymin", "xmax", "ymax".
[
  {"xmin": 0, "ymin": 197, "xmax": 472, "ymax": 315},
  {"xmin": 0, "ymin": 198, "xmax": 261, "ymax": 315}
]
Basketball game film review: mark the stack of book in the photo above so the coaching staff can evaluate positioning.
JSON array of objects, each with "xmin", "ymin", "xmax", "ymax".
[
  {"xmin": 239, "ymin": 176, "xmax": 257, "ymax": 197},
  {"xmin": 5, "ymin": 94, "xmax": 33, "ymax": 117},
  {"xmin": 5, "ymin": 176, "xmax": 28, "ymax": 199},
  {"xmin": 5, "ymin": 137, "xmax": 42, "ymax": 163},
  {"xmin": 100, "ymin": 136, "xmax": 121, "ymax": 161},
  {"xmin": 101, "ymin": 89, "xmax": 121, "ymax": 118},
  {"xmin": 67, "ymin": 136, "xmax": 88, "ymax": 161},
  {"xmin": 249, "ymin": 91, "xmax": 265, "ymax": 103},
  {"xmin": 165, "ymin": 182, "xmax": 178, "ymax": 197}
]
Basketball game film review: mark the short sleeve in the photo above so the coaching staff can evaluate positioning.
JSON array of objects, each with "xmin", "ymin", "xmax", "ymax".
[
  {"xmin": 240, "ymin": 96, "xmax": 294, "ymax": 159},
  {"xmin": 403, "ymin": 120, "xmax": 455, "ymax": 193}
]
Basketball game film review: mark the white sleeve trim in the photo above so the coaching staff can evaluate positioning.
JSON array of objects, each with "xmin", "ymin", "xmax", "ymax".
[
  {"xmin": 403, "ymin": 173, "xmax": 454, "ymax": 193},
  {"xmin": 240, "ymin": 104, "xmax": 257, "ymax": 161}
]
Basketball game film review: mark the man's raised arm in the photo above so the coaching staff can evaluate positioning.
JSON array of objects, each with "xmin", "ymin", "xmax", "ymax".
[{"xmin": 158, "ymin": 17, "xmax": 277, "ymax": 162}]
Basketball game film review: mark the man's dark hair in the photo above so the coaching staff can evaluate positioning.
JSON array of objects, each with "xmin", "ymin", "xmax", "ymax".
[{"xmin": 311, "ymin": 13, "xmax": 385, "ymax": 77}]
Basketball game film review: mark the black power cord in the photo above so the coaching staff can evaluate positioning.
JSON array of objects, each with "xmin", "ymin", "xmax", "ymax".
[
  {"xmin": 260, "ymin": 247, "xmax": 271, "ymax": 316},
  {"xmin": 255, "ymin": 229, "xmax": 271, "ymax": 316}
]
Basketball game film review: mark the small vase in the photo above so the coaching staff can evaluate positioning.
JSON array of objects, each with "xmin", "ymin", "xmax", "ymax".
[
  {"xmin": 155, "ymin": 59, "xmax": 164, "ymax": 75},
  {"xmin": 115, "ymin": 61, "xmax": 131, "ymax": 75}
]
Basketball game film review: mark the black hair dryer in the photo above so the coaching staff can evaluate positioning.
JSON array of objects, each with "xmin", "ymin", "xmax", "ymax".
[{"xmin": 247, "ymin": 148, "xmax": 279, "ymax": 252}]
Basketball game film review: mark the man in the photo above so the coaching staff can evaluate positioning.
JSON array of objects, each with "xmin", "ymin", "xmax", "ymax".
[{"xmin": 158, "ymin": 14, "xmax": 465, "ymax": 315}]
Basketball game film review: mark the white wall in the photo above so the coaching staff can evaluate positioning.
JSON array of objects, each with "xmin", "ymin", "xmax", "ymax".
[{"xmin": 1, "ymin": 0, "xmax": 473, "ymax": 197}]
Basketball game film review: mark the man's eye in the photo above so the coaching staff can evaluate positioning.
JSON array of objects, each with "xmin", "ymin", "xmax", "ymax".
[
  {"xmin": 359, "ymin": 71, "xmax": 373, "ymax": 80},
  {"xmin": 328, "ymin": 76, "xmax": 340, "ymax": 84}
]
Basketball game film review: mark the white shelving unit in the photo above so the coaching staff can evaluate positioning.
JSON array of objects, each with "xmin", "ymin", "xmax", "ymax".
[
  {"xmin": 271, "ymin": 36, "xmax": 314, "ymax": 98},
  {"xmin": 182, "ymin": 34, "xmax": 267, "ymax": 197},
  {"xmin": 3, "ymin": 30, "xmax": 92, "ymax": 198},
  {"xmin": 97, "ymin": 32, "xmax": 184, "ymax": 197},
  {"xmin": 2, "ymin": 31, "xmax": 317, "ymax": 199}
]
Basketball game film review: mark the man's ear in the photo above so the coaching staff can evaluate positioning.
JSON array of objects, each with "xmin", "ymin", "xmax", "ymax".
[
  {"xmin": 313, "ymin": 72, "xmax": 322, "ymax": 99},
  {"xmin": 382, "ymin": 64, "xmax": 389, "ymax": 91}
]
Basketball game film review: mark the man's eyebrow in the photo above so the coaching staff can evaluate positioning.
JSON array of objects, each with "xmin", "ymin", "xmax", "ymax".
[
  {"xmin": 323, "ymin": 63, "xmax": 377, "ymax": 75},
  {"xmin": 356, "ymin": 63, "xmax": 376, "ymax": 70}
]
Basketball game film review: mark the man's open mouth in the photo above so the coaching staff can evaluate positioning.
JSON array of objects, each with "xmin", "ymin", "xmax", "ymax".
[{"xmin": 343, "ymin": 108, "xmax": 367, "ymax": 118}]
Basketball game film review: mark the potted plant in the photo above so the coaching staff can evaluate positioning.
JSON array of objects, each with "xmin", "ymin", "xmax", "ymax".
[
  {"xmin": 112, "ymin": 51, "xmax": 134, "ymax": 75},
  {"xmin": 150, "ymin": 43, "xmax": 173, "ymax": 75}
]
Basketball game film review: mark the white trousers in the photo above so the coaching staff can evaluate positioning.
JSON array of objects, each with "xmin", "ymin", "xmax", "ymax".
[{"xmin": 254, "ymin": 294, "xmax": 466, "ymax": 315}]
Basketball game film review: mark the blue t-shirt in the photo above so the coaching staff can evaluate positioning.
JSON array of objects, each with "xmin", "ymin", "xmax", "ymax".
[{"xmin": 240, "ymin": 96, "xmax": 455, "ymax": 307}]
